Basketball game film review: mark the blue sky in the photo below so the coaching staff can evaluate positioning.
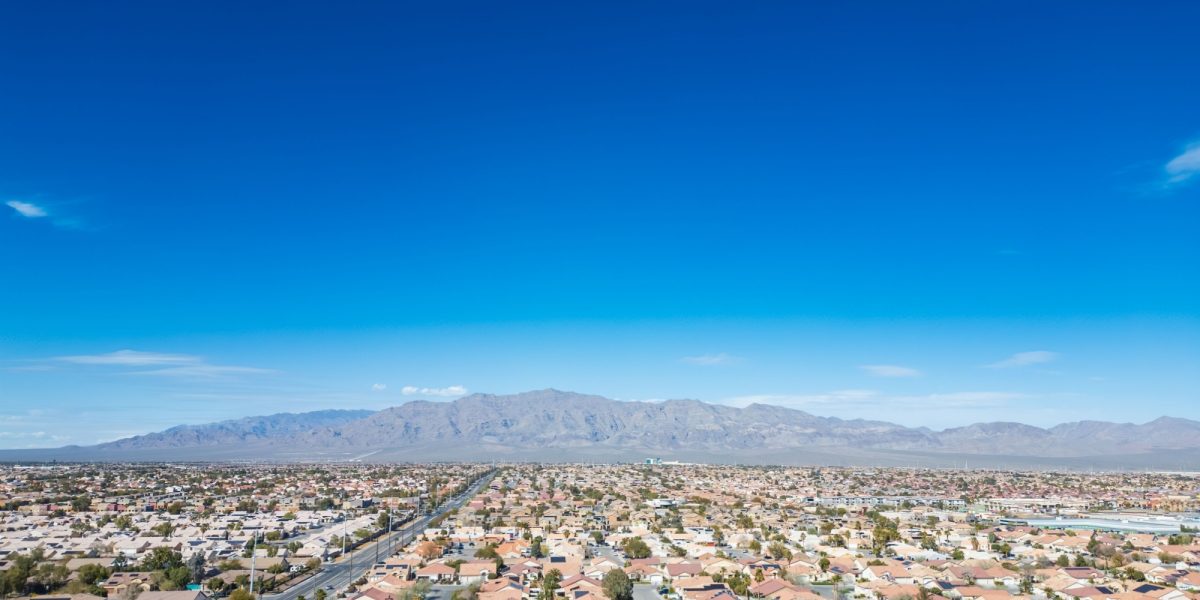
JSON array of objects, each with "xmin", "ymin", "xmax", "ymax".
[{"xmin": 2, "ymin": 1, "xmax": 1198, "ymax": 447}]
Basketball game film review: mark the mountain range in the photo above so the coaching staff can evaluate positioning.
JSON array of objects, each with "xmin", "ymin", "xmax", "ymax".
[{"xmin": 3, "ymin": 390, "xmax": 1198, "ymax": 469}]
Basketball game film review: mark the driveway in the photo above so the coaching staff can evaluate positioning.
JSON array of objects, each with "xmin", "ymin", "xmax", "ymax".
[{"xmin": 633, "ymin": 583, "xmax": 662, "ymax": 600}]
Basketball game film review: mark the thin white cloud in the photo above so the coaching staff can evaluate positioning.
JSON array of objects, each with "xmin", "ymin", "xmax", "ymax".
[
  {"xmin": 53, "ymin": 349, "xmax": 272, "ymax": 379},
  {"xmin": 371, "ymin": 383, "xmax": 387, "ymax": 391},
  {"xmin": 986, "ymin": 350, "xmax": 1059, "ymax": 368},
  {"xmin": 723, "ymin": 389, "xmax": 1025, "ymax": 411},
  {"xmin": 725, "ymin": 389, "xmax": 880, "ymax": 408},
  {"xmin": 401, "ymin": 385, "xmax": 468, "ymax": 397},
  {"xmin": 6, "ymin": 200, "xmax": 47, "ymax": 218},
  {"xmin": 4, "ymin": 198, "xmax": 86, "ymax": 229},
  {"xmin": 1165, "ymin": 142, "xmax": 1200, "ymax": 185},
  {"xmin": 680, "ymin": 353, "xmax": 742, "ymax": 366},
  {"xmin": 129, "ymin": 365, "xmax": 275, "ymax": 378},
  {"xmin": 0, "ymin": 430, "xmax": 66, "ymax": 441},
  {"xmin": 56, "ymin": 349, "xmax": 197, "ymax": 366},
  {"xmin": 860, "ymin": 364, "xmax": 921, "ymax": 378}
]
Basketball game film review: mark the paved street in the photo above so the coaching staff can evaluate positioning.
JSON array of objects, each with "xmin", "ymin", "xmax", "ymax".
[{"xmin": 265, "ymin": 470, "xmax": 495, "ymax": 600}]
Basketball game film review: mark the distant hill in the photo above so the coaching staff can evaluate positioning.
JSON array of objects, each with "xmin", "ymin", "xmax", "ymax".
[
  {"xmin": 3, "ymin": 390, "xmax": 1199, "ymax": 468},
  {"xmin": 95, "ymin": 409, "xmax": 377, "ymax": 450}
]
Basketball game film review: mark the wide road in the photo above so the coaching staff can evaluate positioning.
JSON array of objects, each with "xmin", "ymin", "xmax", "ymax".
[{"xmin": 265, "ymin": 469, "xmax": 496, "ymax": 600}]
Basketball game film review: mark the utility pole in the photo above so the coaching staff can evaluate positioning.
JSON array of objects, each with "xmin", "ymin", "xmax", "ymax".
[{"xmin": 249, "ymin": 531, "xmax": 258, "ymax": 595}]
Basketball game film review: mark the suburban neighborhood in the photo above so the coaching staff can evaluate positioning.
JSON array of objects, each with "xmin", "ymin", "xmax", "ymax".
[{"xmin": 2, "ymin": 464, "xmax": 1199, "ymax": 600}]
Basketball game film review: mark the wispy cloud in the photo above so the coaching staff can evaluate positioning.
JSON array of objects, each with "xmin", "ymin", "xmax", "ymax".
[
  {"xmin": 680, "ymin": 353, "xmax": 742, "ymax": 366},
  {"xmin": 0, "ymin": 409, "xmax": 50, "ymax": 424},
  {"xmin": 986, "ymin": 350, "xmax": 1059, "ymax": 368},
  {"xmin": 0, "ymin": 430, "xmax": 64, "ymax": 440},
  {"xmin": 860, "ymin": 364, "xmax": 921, "ymax": 378},
  {"xmin": 4, "ymin": 198, "xmax": 87, "ymax": 229},
  {"xmin": 401, "ymin": 385, "xmax": 467, "ymax": 397},
  {"xmin": 371, "ymin": 383, "xmax": 387, "ymax": 391},
  {"xmin": 725, "ymin": 389, "xmax": 880, "ymax": 408},
  {"xmin": 130, "ymin": 365, "xmax": 274, "ymax": 378},
  {"xmin": 1165, "ymin": 141, "xmax": 1200, "ymax": 186},
  {"xmin": 57, "ymin": 350, "xmax": 197, "ymax": 366},
  {"xmin": 53, "ymin": 349, "xmax": 272, "ymax": 379},
  {"xmin": 0, "ymin": 430, "xmax": 69, "ymax": 449},
  {"xmin": 6, "ymin": 200, "xmax": 47, "ymax": 218},
  {"xmin": 724, "ymin": 389, "xmax": 1025, "ymax": 411}
]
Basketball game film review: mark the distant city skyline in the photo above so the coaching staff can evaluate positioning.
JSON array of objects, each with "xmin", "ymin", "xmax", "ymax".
[{"xmin": 2, "ymin": 2, "xmax": 1198, "ymax": 447}]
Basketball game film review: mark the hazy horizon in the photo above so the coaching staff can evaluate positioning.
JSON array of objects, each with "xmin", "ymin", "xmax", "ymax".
[{"xmin": 5, "ymin": 380, "xmax": 1200, "ymax": 450}]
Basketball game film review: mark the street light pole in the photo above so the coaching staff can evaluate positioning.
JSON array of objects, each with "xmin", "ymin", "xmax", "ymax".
[{"xmin": 250, "ymin": 531, "xmax": 258, "ymax": 595}]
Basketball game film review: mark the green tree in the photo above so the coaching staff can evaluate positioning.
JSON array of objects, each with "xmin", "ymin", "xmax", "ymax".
[
  {"xmin": 540, "ymin": 569, "xmax": 562, "ymax": 600},
  {"xmin": 725, "ymin": 572, "xmax": 751, "ymax": 596},
  {"xmin": 164, "ymin": 565, "xmax": 193, "ymax": 590},
  {"xmin": 621, "ymin": 538, "xmax": 651, "ymax": 560},
  {"xmin": 1020, "ymin": 576, "xmax": 1034, "ymax": 595},
  {"xmin": 0, "ymin": 553, "xmax": 33, "ymax": 596},
  {"xmin": 34, "ymin": 563, "xmax": 71, "ymax": 592},
  {"xmin": 78, "ymin": 563, "xmax": 111, "ymax": 585},
  {"xmin": 141, "ymin": 547, "xmax": 185, "ymax": 571},
  {"xmin": 601, "ymin": 569, "xmax": 633, "ymax": 600}
]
